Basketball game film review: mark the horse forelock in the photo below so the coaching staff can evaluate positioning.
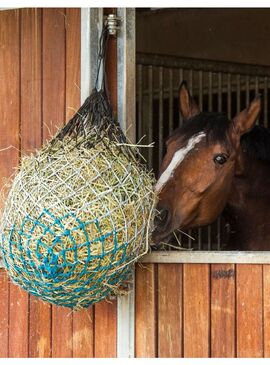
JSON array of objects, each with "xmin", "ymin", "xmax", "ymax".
[{"xmin": 166, "ymin": 112, "xmax": 232, "ymax": 150}]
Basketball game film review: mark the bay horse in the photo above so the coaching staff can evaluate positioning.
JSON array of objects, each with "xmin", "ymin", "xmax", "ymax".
[{"xmin": 152, "ymin": 81, "xmax": 270, "ymax": 250}]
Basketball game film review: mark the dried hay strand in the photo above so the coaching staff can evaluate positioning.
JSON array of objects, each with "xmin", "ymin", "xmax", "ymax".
[{"xmin": 0, "ymin": 115, "xmax": 156, "ymax": 309}]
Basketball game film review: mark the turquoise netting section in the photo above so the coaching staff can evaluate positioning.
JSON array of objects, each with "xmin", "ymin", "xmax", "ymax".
[{"xmin": 0, "ymin": 208, "xmax": 133, "ymax": 308}]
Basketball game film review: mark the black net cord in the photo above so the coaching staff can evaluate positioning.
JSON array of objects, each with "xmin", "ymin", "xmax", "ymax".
[{"xmin": 54, "ymin": 21, "xmax": 127, "ymax": 143}]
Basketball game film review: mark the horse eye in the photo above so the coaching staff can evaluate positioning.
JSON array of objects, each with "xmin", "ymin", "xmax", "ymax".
[{"xmin": 213, "ymin": 154, "xmax": 228, "ymax": 165}]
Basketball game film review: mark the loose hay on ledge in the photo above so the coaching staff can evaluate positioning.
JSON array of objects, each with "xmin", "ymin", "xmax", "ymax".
[{"xmin": 0, "ymin": 93, "xmax": 157, "ymax": 309}]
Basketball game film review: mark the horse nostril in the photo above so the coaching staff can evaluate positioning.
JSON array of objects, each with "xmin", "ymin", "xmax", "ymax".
[{"xmin": 154, "ymin": 208, "xmax": 170, "ymax": 229}]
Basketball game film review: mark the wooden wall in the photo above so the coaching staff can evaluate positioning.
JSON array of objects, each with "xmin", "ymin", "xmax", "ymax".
[
  {"xmin": 0, "ymin": 8, "xmax": 269, "ymax": 359},
  {"xmin": 0, "ymin": 8, "xmax": 117, "ymax": 358},
  {"xmin": 136, "ymin": 263, "xmax": 270, "ymax": 358}
]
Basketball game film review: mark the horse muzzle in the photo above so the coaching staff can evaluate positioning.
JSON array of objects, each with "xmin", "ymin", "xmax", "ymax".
[{"xmin": 151, "ymin": 207, "xmax": 173, "ymax": 245}]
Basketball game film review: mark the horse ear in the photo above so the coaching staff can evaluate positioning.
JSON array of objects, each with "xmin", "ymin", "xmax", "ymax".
[
  {"xmin": 179, "ymin": 81, "xmax": 200, "ymax": 120},
  {"xmin": 232, "ymin": 96, "xmax": 261, "ymax": 136}
]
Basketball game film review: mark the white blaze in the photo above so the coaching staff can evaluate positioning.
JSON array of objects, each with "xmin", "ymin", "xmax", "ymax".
[{"xmin": 155, "ymin": 132, "xmax": 206, "ymax": 193}]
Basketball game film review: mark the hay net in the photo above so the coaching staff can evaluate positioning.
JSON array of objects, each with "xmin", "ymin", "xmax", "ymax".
[{"xmin": 0, "ymin": 24, "xmax": 156, "ymax": 309}]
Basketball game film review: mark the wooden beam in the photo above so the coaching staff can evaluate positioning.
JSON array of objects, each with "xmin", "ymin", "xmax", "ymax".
[{"xmin": 140, "ymin": 251, "xmax": 270, "ymax": 264}]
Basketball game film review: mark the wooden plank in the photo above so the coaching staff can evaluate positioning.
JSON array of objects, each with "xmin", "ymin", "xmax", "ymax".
[
  {"xmin": 141, "ymin": 251, "xmax": 270, "ymax": 264},
  {"xmin": 42, "ymin": 8, "xmax": 66, "ymax": 141},
  {"xmin": 94, "ymin": 300, "xmax": 117, "ymax": 357},
  {"xmin": 21, "ymin": 8, "xmax": 52, "ymax": 358},
  {"xmin": 20, "ymin": 8, "xmax": 42, "ymax": 153},
  {"xmin": 0, "ymin": 270, "xmax": 9, "ymax": 358},
  {"xmin": 9, "ymin": 8, "xmax": 43, "ymax": 358},
  {"xmin": 211, "ymin": 264, "xmax": 235, "ymax": 357},
  {"xmin": 73, "ymin": 308, "xmax": 94, "ymax": 357},
  {"xmin": 29, "ymin": 298, "xmax": 51, "ymax": 357},
  {"xmin": 42, "ymin": 8, "xmax": 74, "ymax": 358},
  {"xmin": 0, "ymin": 9, "xmax": 22, "ymax": 358},
  {"xmin": 52, "ymin": 306, "xmax": 73, "ymax": 357},
  {"xmin": 9, "ymin": 284, "xmax": 29, "ymax": 357},
  {"xmin": 236, "ymin": 264, "xmax": 263, "ymax": 357},
  {"xmin": 158, "ymin": 264, "xmax": 182, "ymax": 358},
  {"xmin": 183, "ymin": 264, "xmax": 210, "ymax": 357},
  {"xmin": 263, "ymin": 265, "xmax": 270, "ymax": 357},
  {"xmin": 0, "ymin": 9, "xmax": 20, "ymax": 182},
  {"xmin": 135, "ymin": 264, "xmax": 157, "ymax": 358},
  {"xmin": 65, "ymin": 8, "xmax": 95, "ymax": 358},
  {"xmin": 65, "ymin": 8, "xmax": 80, "ymax": 121}
]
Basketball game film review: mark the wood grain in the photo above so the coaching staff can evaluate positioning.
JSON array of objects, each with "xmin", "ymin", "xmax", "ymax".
[
  {"xmin": 42, "ymin": 8, "xmax": 66, "ymax": 141},
  {"xmin": 158, "ymin": 264, "xmax": 182, "ymax": 357},
  {"xmin": 211, "ymin": 264, "xmax": 235, "ymax": 357},
  {"xmin": 0, "ymin": 9, "xmax": 22, "ymax": 358},
  {"xmin": 263, "ymin": 265, "xmax": 270, "ymax": 357},
  {"xmin": 42, "ymin": 8, "xmax": 74, "ymax": 357},
  {"xmin": 20, "ymin": 8, "xmax": 42, "ymax": 153},
  {"xmin": 29, "ymin": 298, "xmax": 51, "ymax": 357},
  {"xmin": 23, "ymin": 8, "xmax": 53, "ymax": 358},
  {"xmin": 64, "ymin": 8, "xmax": 95, "ymax": 358},
  {"xmin": 9, "ymin": 284, "xmax": 29, "ymax": 357},
  {"xmin": 94, "ymin": 300, "xmax": 117, "ymax": 357},
  {"xmin": 183, "ymin": 264, "xmax": 210, "ymax": 357},
  {"xmin": 52, "ymin": 306, "xmax": 73, "ymax": 357},
  {"xmin": 73, "ymin": 308, "xmax": 94, "ymax": 357},
  {"xmin": 135, "ymin": 264, "xmax": 157, "ymax": 358},
  {"xmin": 236, "ymin": 264, "xmax": 263, "ymax": 357},
  {"xmin": 0, "ymin": 271, "xmax": 9, "ymax": 358},
  {"xmin": 9, "ymin": 8, "xmax": 43, "ymax": 358},
  {"xmin": 65, "ymin": 8, "xmax": 80, "ymax": 121}
]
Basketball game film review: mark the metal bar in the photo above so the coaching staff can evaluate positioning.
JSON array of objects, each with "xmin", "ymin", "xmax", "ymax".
[
  {"xmin": 264, "ymin": 77, "xmax": 268, "ymax": 128},
  {"xmin": 158, "ymin": 66, "xmax": 164, "ymax": 167},
  {"xmin": 140, "ymin": 251, "xmax": 270, "ymax": 264},
  {"xmin": 236, "ymin": 74, "xmax": 241, "ymax": 114},
  {"xmin": 116, "ymin": 8, "xmax": 135, "ymax": 358},
  {"xmin": 255, "ymin": 76, "xmax": 259, "ymax": 95},
  {"xmin": 198, "ymin": 70, "xmax": 203, "ymax": 110},
  {"xmin": 198, "ymin": 71, "xmax": 203, "ymax": 249},
  {"xmin": 137, "ymin": 52, "xmax": 270, "ymax": 77},
  {"xmin": 218, "ymin": 72, "xmax": 222, "ymax": 112},
  {"xmin": 179, "ymin": 68, "xmax": 183, "ymax": 125},
  {"xmin": 148, "ymin": 66, "xmax": 153, "ymax": 170},
  {"xmin": 227, "ymin": 73, "xmax": 231, "ymax": 119},
  {"xmin": 187, "ymin": 69, "xmax": 194, "ymax": 248},
  {"xmin": 137, "ymin": 65, "xmax": 143, "ymax": 143},
  {"xmin": 169, "ymin": 69, "xmax": 173, "ymax": 134},
  {"xmin": 80, "ymin": 8, "xmax": 103, "ymax": 102},
  {"xmin": 138, "ymin": 80, "xmax": 265, "ymax": 100},
  {"xmin": 117, "ymin": 8, "xmax": 136, "ymax": 141},
  {"xmin": 208, "ymin": 72, "xmax": 212, "ymax": 111},
  {"xmin": 246, "ymin": 75, "xmax": 250, "ymax": 107},
  {"xmin": 217, "ymin": 72, "xmax": 222, "ymax": 250},
  {"xmin": 189, "ymin": 69, "xmax": 193, "ymax": 94}
]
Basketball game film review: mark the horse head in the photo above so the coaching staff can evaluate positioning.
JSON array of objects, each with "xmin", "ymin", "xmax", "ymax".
[{"xmin": 152, "ymin": 81, "xmax": 261, "ymax": 244}]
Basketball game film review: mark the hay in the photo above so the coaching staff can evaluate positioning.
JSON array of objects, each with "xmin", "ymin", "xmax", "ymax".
[{"xmin": 0, "ymin": 127, "xmax": 156, "ymax": 309}]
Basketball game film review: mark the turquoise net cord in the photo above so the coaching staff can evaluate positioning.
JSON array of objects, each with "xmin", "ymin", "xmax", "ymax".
[{"xmin": 0, "ymin": 208, "xmax": 134, "ymax": 308}]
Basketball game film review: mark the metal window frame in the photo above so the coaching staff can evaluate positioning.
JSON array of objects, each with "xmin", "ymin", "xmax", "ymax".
[{"xmin": 81, "ymin": 7, "xmax": 136, "ymax": 358}]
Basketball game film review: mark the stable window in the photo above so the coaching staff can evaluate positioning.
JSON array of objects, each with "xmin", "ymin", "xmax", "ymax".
[{"xmin": 136, "ymin": 8, "xmax": 270, "ymax": 256}]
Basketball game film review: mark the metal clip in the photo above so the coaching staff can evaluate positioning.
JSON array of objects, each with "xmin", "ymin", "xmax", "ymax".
[{"xmin": 106, "ymin": 14, "xmax": 122, "ymax": 36}]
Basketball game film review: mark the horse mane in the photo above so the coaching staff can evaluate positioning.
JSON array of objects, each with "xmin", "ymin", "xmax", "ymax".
[
  {"xmin": 168, "ymin": 112, "xmax": 270, "ymax": 162},
  {"xmin": 168, "ymin": 112, "xmax": 232, "ymax": 149},
  {"xmin": 241, "ymin": 125, "xmax": 270, "ymax": 162}
]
